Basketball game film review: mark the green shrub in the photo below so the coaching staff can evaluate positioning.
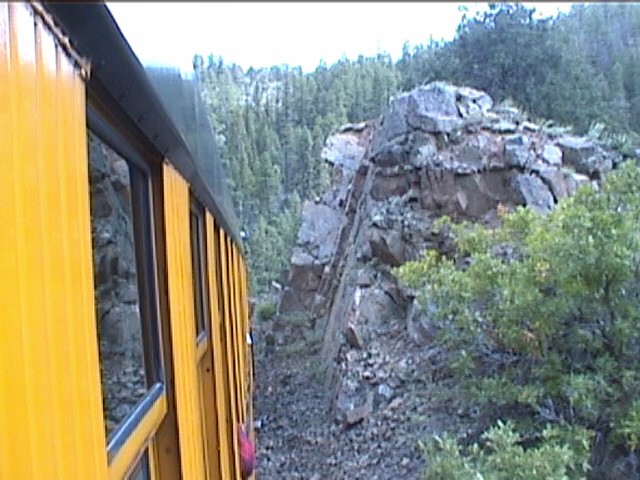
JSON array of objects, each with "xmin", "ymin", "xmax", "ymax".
[
  {"xmin": 398, "ymin": 161, "xmax": 640, "ymax": 473},
  {"xmin": 255, "ymin": 300, "xmax": 277, "ymax": 321},
  {"xmin": 615, "ymin": 399, "xmax": 640, "ymax": 451},
  {"xmin": 422, "ymin": 421, "xmax": 591, "ymax": 480},
  {"xmin": 588, "ymin": 121, "xmax": 640, "ymax": 156}
]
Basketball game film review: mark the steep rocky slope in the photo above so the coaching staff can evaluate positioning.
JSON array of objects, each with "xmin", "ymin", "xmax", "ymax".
[{"xmin": 254, "ymin": 82, "xmax": 624, "ymax": 479}]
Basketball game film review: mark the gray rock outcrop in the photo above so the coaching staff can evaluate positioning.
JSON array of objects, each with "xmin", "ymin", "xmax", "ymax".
[
  {"xmin": 557, "ymin": 134, "xmax": 615, "ymax": 177},
  {"xmin": 276, "ymin": 81, "xmax": 623, "ymax": 448}
]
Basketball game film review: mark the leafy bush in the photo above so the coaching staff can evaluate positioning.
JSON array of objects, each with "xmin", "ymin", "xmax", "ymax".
[
  {"xmin": 615, "ymin": 399, "xmax": 640, "ymax": 451},
  {"xmin": 422, "ymin": 421, "xmax": 591, "ymax": 480},
  {"xmin": 255, "ymin": 300, "xmax": 277, "ymax": 321},
  {"xmin": 397, "ymin": 161, "xmax": 640, "ymax": 473},
  {"xmin": 587, "ymin": 121, "xmax": 640, "ymax": 157}
]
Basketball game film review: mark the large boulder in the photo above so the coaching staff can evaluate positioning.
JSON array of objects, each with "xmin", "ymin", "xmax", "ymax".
[
  {"xmin": 278, "ymin": 258, "xmax": 326, "ymax": 313},
  {"xmin": 372, "ymin": 82, "xmax": 493, "ymax": 154},
  {"xmin": 504, "ymin": 134, "xmax": 532, "ymax": 168},
  {"xmin": 453, "ymin": 131, "xmax": 501, "ymax": 171},
  {"xmin": 406, "ymin": 299, "xmax": 440, "ymax": 346},
  {"xmin": 322, "ymin": 131, "xmax": 367, "ymax": 174},
  {"xmin": 357, "ymin": 287, "xmax": 399, "ymax": 327},
  {"xmin": 457, "ymin": 171, "xmax": 520, "ymax": 217},
  {"xmin": 538, "ymin": 167, "xmax": 589, "ymax": 201},
  {"xmin": 513, "ymin": 174, "xmax": 555, "ymax": 213},
  {"xmin": 369, "ymin": 228, "xmax": 406, "ymax": 267},
  {"xmin": 541, "ymin": 144, "xmax": 563, "ymax": 166},
  {"xmin": 295, "ymin": 201, "xmax": 342, "ymax": 263},
  {"xmin": 405, "ymin": 82, "xmax": 462, "ymax": 133},
  {"xmin": 456, "ymin": 86, "xmax": 494, "ymax": 118},
  {"xmin": 557, "ymin": 135, "xmax": 612, "ymax": 177}
]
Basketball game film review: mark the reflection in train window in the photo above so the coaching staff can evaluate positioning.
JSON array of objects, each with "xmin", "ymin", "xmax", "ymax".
[{"xmin": 88, "ymin": 131, "xmax": 162, "ymax": 441}]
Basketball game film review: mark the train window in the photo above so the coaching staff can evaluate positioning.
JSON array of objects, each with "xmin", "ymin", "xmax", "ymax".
[
  {"xmin": 88, "ymin": 130, "xmax": 163, "ymax": 444},
  {"xmin": 190, "ymin": 197, "xmax": 209, "ymax": 341},
  {"xmin": 127, "ymin": 449, "xmax": 151, "ymax": 480}
]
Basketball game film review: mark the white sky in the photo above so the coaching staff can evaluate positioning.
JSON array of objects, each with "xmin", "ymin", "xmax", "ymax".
[{"xmin": 107, "ymin": 2, "xmax": 573, "ymax": 74}]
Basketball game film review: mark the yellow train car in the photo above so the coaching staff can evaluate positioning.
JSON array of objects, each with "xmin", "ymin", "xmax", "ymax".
[{"xmin": 0, "ymin": 2, "xmax": 254, "ymax": 479}]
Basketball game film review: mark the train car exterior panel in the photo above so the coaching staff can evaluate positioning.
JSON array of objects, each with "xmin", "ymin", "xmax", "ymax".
[
  {"xmin": 231, "ymin": 245, "xmax": 247, "ymax": 416},
  {"xmin": 232, "ymin": 240, "xmax": 247, "ymax": 421},
  {"xmin": 190, "ymin": 198, "xmax": 222, "ymax": 479},
  {"xmin": 0, "ymin": 3, "xmax": 108, "ymax": 479},
  {"xmin": 2, "ymin": 3, "xmax": 255, "ymax": 478},
  {"xmin": 227, "ymin": 243, "xmax": 242, "ymax": 420},
  {"xmin": 241, "ymin": 260, "xmax": 253, "ymax": 401},
  {"xmin": 205, "ymin": 214, "xmax": 236, "ymax": 480},
  {"xmin": 162, "ymin": 162, "xmax": 207, "ymax": 480},
  {"xmin": 239, "ymin": 256, "xmax": 253, "ymax": 420},
  {"xmin": 235, "ymin": 248, "xmax": 251, "ymax": 406},
  {"xmin": 217, "ymin": 228, "xmax": 244, "ymax": 477}
]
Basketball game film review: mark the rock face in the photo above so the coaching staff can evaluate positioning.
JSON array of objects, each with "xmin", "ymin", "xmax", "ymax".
[
  {"xmin": 278, "ymin": 81, "xmax": 615, "ymax": 402},
  {"xmin": 279, "ymin": 123, "xmax": 374, "ymax": 316},
  {"xmin": 279, "ymin": 80, "xmax": 608, "ymax": 323},
  {"xmin": 266, "ymin": 82, "xmax": 623, "ymax": 479},
  {"xmin": 278, "ymin": 202, "xmax": 342, "ymax": 313},
  {"xmin": 372, "ymin": 83, "xmax": 493, "ymax": 144},
  {"xmin": 557, "ymin": 134, "xmax": 618, "ymax": 177}
]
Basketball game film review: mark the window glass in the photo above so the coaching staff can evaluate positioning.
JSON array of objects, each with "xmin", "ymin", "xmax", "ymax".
[
  {"xmin": 127, "ymin": 449, "xmax": 151, "ymax": 480},
  {"xmin": 88, "ymin": 131, "xmax": 153, "ymax": 438},
  {"xmin": 190, "ymin": 201, "xmax": 208, "ymax": 338}
]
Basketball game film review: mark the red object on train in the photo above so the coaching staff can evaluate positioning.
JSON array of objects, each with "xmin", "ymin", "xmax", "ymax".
[{"xmin": 238, "ymin": 424, "xmax": 256, "ymax": 479}]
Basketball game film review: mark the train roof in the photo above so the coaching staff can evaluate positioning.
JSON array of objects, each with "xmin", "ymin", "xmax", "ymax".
[{"xmin": 44, "ymin": 2, "xmax": 243, "ymax": 249}]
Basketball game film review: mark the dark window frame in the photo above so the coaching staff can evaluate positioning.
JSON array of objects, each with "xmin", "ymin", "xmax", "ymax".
[
  {"xmin": 190, "ymin": 195, "xmax": 210, "ymax": 343},
  {"xmin": 87, "ymin": 104, "xmax": 166, "ymax": 460},
  {"xmin": 127, "ymin": 444, "xmax": 152, "ymax": 480}
]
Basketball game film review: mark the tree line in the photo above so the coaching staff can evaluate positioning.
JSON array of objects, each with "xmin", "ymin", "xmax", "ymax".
[{"xmin": 194, "ymin": 2, "xmax": 640, "ymax": 294}]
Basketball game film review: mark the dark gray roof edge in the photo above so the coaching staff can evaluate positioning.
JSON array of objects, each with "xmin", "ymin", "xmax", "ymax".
[{"xmin": 44, "ymin": 2, "xmax": 244, "ymax": 251}]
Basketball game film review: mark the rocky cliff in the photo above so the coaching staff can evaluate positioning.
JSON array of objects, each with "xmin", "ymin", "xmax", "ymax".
[
  {"xmin": 280, "ymin": 81, "xmax": 620, "ymax": 405},
  {"xmin": 256, "ymin": 82, "xmax": 627, "ymax": 478}
]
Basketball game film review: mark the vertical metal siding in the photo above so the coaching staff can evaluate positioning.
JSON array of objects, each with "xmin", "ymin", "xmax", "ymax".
[
  {"xmin": 231, "ymin": 246, "xmax": 247, "ymax": 420},
  {"xmin": 242, "ymin": 259, "xmax": 252, "ymax": 392},
  {"xmin": 227, "ymin": 238, "xmax": 244, "ymax": 424},
  {"xmin": 236, "ymin": 249, "xmax": 250, "ymax": 408},
  {"xmin": 238, "ymin": 256, "xmax": 249, "ymax": 399},
  {"xmin": 239, "ymin": 258, "xmax": 256, "ymax": 456},
  {"xmin": 218, "ymin": 229, "xmax": 242, "ymax": 478},
  {"xmin": 240, "ymin": 250, "xmax": 250, "ymax": 411},
  {"xmin": 205, "ymin": 214, "xmax": 234, "ymax": 480},
  {"xmin": 162, "ymin": 163, "xmax": 206, "ymax": 480},
  {"xmin": 0, "ymin": 3, "xmax": 108, "ymax": 479}
]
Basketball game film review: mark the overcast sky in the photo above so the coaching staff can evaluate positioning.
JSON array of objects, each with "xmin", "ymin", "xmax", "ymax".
[{"xmin": 107, "ymin": 2, "xmax": 573, "ymax": 74}]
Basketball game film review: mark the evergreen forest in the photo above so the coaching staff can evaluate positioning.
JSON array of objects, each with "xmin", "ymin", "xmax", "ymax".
[{"xmin": 192, "ymin": 2, "xmax": 640, "ymax": 295}]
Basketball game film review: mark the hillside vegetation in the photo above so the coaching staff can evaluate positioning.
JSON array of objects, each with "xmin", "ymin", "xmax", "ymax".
[
  {"xmin": 398, "ymin": 161, "xmax": 640, "ymax": 478},
  {"xmin": 194, "ymin": 2, "xmax": 640, "ymax": 295}
]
